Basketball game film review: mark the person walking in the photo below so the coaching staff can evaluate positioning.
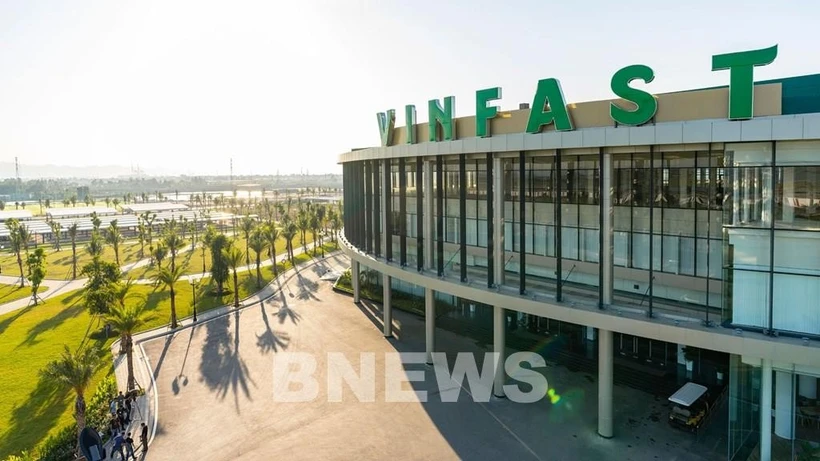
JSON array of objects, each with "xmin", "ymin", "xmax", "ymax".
[
  {"xmin": 124, "ymin": 432, "xmax": 137, "ymax": 460},
  {"xmin": 112, "ymin": 432, "xmax": 125, "ymax": 460},
  {"xmin": 140, "ymin": 423, "xmax": 149, "ymax": 453}
]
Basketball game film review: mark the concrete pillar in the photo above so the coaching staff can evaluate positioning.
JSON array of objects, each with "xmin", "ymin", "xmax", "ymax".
[
  {"xmin": 799, "ymin": 374, "xmax": 817, "ymax": 399},
  {"xmin": 492, "ymin": 157, "xmax": 505, "ymax": 286},
  {"xmin": 598, "ymin": 329, "xmax": 614, "ymax": 438},
  {"xmin": 351, "ymin": 260, "xmax": 360, "ymax": 304},
  {"xmin": 601, "ymin": 152, "xmax": 613, "ymax": 306},
  {"xmin": 425, "ymin": 287, "xmax": 435, "ymax": 365},
  {"xmin": 382, "ymin": 274, "xmax": 392, "ymax": 338},
  {"xmin": 774, "ymin": 370, "xmax": 794, "ymax": 440},
  {"xmin": 493, "ymin": 305, "xmax": 506, "ymax": 398},
  {"xmin": 423, "ymin": 160, "xmax": 434, "ymax": 271},
  {"xmin": 760, "ymin": 359, "xmax": 772, "ymax": 461}
]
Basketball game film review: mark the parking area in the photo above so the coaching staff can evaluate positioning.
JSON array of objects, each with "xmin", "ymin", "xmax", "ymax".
[{"xmin": 141, "ymin": 253, "xmax": 724, "ymax": 461}]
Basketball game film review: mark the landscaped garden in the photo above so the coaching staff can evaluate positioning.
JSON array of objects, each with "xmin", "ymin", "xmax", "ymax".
[
  {"xmin": 0, "ymin": 243, "xmax": 143, "ymax": 281},
  {"xmin": 0, "ymin": 283, "xmax": 47, "ymax": 305}
]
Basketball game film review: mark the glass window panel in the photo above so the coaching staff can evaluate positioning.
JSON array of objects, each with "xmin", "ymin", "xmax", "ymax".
[
  {"xmin": 773, "ymin": 230, "xmax": 820, "ymax": 275},
  {"xmin": 662, "ymin": 235, "xmax": 679, "ymax": 273},
  {"xmin": 584, "ymin": 228, "xmax": 600, "ymax": 263},
  {"xmin": 679, "ymin": 237, "xmax": 695, "ymax": 276},
  {"xmin": 653, "ymin": 234, "xmax": 662, "ymax": 271},
  {"xmin": 775, "ymin": 166, "xmax": 820, "ymax": 230},
  {"xmin": 726, "ymin": 142, "xmax": 773, "ymax": 166},
  {"xmin": 562, "ymin": 227, "xmax": 579, "ymax": 260},
  {"xmin": 709, "ymin": 239, "xmax": 722, "ymax": 279},
  {"xmin": 775, "ymin": 140, "xmax": 820, "ymax": 165},
  {"xmin": 696, "ymin": 238, "xmax": 709, "ymax": 277},
  {"xmin": 730, "ymin": 269, "xmax": 770, "ymax": 328},
  {"xmin": 772, "ymin": 273, "xmax": 820, "ymax": 336},
  {"xmin": 534, "ymin": 224, "xmax": 547, "ymax": 256},
  {"xmin": 726, "ymin": 228, "xmax": 771, "ymax": 270},
  {"xmin": 632, "ymin": 233, "xmax": 650, "ymax": 269},
  {"xmin": 614, "ymin": 231, "xmax": 629, "ymax": 267}
]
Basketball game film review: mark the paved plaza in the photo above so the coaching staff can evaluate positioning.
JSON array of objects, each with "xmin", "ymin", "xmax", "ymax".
[{"xmin": 140, "ymin": 253, "xmax": 723, "ymax": 461}]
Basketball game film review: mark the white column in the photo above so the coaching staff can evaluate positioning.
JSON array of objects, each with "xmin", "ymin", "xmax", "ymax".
[
  {"xmin": 493, "ymin": 305, "xmax": 506, "ymax": 397},
  {"xmin": 774, "ymin": 371, "xmax": 794, "ymax": 440},
  {"xmin": 492, "ymin": 157, "xmax": 505, "ymax": 286},
  {"xmin": 598, "ymin": 329, "xmax": 614, "ymax": 438},
  {"xmin": 601, "ymin": 152, "xmax": 613, "ymax": 306},
  {"xmin": 423, "ymin": 160, "xmax": 434, "ymax": 271},
  {"xmin": 425, "ymin": 287, "xmax": 435, "ymax": 365},
  {"xmin": 760, "ymin": 359, "xmax": 772, "ymax": 461},
  {"xmin": 799, "ymin": 375, "xmax": 817, "ymax": 399},
  {"xmin": 351, "ymin": 260, "xmax": 360, "ymax": 304},
  {"xmin": 382, "ymin": 274, "xmax": 392, "ymax": 337}
]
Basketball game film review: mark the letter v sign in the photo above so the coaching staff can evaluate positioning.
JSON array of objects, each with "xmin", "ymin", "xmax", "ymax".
[{"xmin": 376, "ymin": 109, "xmax": 396, "ymax": 146}]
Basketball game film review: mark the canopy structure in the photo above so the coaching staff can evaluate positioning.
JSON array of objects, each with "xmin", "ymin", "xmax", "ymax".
[
  {"xmin": 124, "ymin": 202, "xmax": 188, "ymax": 214},
  {"xmin": 46, "ymin": 207, "xmax": 117, "ymax": 219},
  {"xmin": 0, "ymin": 210, "xmax": 33, "ymax": 221},
  {"xmin": 668, "ymin": 382, "xmax": 708, "ymax": 407}
]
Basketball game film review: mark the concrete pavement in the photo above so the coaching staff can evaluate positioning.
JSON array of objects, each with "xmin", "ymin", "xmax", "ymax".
[{"xmin": 134, "ymin": 253, "xmax": 716, "ymax": 461}]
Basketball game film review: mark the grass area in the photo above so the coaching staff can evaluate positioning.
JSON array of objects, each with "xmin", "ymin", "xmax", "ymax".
[
  {"xmin": 0, "ymin": 241, "xmax": 143, "ymax": 281},
  {"xmin": 0, "ymin": 283, "xmax": 48, "ymax": 305},
  {"xmin": 129, "ymin": 232, "xmax": 315, "ymax": 280},
  {"xmin": 0, "ymin": 240, "xmax": 338, "ymax": 459}
]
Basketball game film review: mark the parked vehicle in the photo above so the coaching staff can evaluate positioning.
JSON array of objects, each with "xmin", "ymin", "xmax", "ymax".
[{"xmin": 668, "ymin": 382, "xmax": 713, "ymax": 433}]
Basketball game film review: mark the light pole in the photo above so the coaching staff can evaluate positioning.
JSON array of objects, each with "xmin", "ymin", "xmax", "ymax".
[{"xmin": 190, "ymin": 278, "xmax": 198, "ymax": 322}]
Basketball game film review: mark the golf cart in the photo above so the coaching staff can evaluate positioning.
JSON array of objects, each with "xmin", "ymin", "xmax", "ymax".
[{"xmin": 668, "ymin": 382, "xmax": 713, "ymax": 433}]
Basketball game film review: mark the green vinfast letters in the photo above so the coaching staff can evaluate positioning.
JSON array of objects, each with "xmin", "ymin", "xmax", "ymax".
[
  {"xmin": 610, "ymin": 65, "xmax": 657, "ymax": 126},
  {"xmin": 712, "ymin": 45, "xmax": 778, "ymax": 120},
  {"xmin": 428, "ymin": 96, "xmax": 456, "ymax": 141},
  {"xmin": 475, "ymin": 87, "xmax": 502, "ymax": 137},
  {"xmin": 526, "ymin": 78, "xmax": 573, "ymax": 133},
  {"xmin": 405, "ymin": 105, "xmax": 416, "ymax": 144},
  {"xmin": 377, "ymin": 110, "xmax": 396, "ymax": 146}
]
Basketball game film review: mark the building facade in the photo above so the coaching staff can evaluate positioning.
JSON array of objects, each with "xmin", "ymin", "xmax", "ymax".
[{"xmin": 339, "ymin": 65, "xmax": 820, "ymax": 460}]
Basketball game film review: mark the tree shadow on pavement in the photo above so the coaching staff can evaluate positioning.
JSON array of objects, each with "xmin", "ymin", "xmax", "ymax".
[
  {"xmin": 256, "ymin": 302, "xmax": 290, "ymax": 354},
  {"xmin": 293, "ymin": 266, "xmax": 321, "ymax": 302},
  {"xmin": 198, "ymin": 311, "xmax": 256, "ymax": 413}
]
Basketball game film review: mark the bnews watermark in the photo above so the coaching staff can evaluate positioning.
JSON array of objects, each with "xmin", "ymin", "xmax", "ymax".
[{"xmin": 272, "ymin": 352, "xmax": 559, "ymax": 404}]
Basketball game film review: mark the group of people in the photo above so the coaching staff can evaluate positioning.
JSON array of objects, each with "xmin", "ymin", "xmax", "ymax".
[{"xmin": 107, "ymin": 391, "xmax": 149, "ymax": 460}]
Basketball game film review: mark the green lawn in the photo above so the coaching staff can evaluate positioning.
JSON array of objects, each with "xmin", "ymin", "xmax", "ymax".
[
  {"xmin": 0, "ymin": 241, "xmax": 338, "ymax": 459},
  {"xmin": 0, "ymin": 241, "xmax": 143, "ymax": 281},
  {"xmin": 0, "ymin": 283, "xmax": 48, "ymax": 305},
  {"xmin": 129, "ymin": 232, "xmax": 315, "ymax": 280}
]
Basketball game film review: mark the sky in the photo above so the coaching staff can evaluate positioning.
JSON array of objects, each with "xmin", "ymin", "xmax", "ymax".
[{"xmin": 0, "ymin": 0, "xmax": 818, "ymax": 177}]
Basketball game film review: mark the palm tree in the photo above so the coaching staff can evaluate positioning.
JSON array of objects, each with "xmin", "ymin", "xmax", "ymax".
[
  {"xmin": 330, "ymin": 211, "xmax": 342, "ymax": 243},
  {"xmin": 68, "ymin": 222, "xmax": 79, "ymax": 279},
  {"xmin": 152, "ymin": 243, "xmax": 168, "ymax": 269},
  {"xmin": 223, "ymin": 246, "xmax": 244, "ymax": 308},
  {"xmin": 105, "ymin": 220, "xmax": 123, "ymax": 266},
  {"xmin": 137, "ymin": 221, "xmax": 147, "ymax": 258},
  {"xmin": 297, "ymin": 212, "xmax": 310, "ymax": 252},
  {"xmin": 107, "ymin": 283, "xmax": 150, "ymax": 390},
  {"xmin": 309, "ymin": 212, "xmax": 320, "ymax": 253},
  {"xmin": 240, "ymin": 216, "xmax": 256, "ymax": 266},
  {"xmin": 282, "ymin": 220, "xmax": 298, "ymax": 264},
  {"xmin": 86, "ymin": 231, "xmax": 104, "ymax": 259},
  {"xmin": 5, "ymin": 219, "xmax": 27, "ymax": 287},
  {"xmin": 41, "ymin": 345, "xmax": 101, "ymax": 454},
  {"xmin": 249, "ymin": 229, "xmax": 266, "ymax": 287},
  {"xmin": 153, "ymin": 265, "xmax": 184, "ymax": 329},
  {"xmin": 163, "ymin": 228, "xmax": 184, "ymax": 272},
  {"xmin": 49, "ymin": 220, "xmax": 62, "ymax": 251},
  {"xmin": 263, "ymin": 223, "xmax": 280, "ymax": 276}
]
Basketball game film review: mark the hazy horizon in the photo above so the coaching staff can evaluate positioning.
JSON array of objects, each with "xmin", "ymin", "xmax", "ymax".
[{"xmin": 2, "ymin": 1, "xmax": 818, "ymax": 177}]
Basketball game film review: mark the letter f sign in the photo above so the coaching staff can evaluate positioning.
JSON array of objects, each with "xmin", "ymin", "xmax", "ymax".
[{"xmin": 377, "ymin": 110, "xmax": 396, "ymax": 146}]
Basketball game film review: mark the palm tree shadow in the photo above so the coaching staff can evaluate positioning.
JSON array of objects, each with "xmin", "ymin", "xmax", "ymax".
[
  {"xmin": 256, "ymin": 302, "xmax": 290, "ymax": 354},
  {"xmin": 197, "ymin": 311, "xmax": 256, "ymax": 413},
  {"xmin": 294, "ymin": 267, "xmax": 321, "ymax": 302},
  {"xmin": 276, "ymin": 303, "xmax": 301, "ymax": 325}
]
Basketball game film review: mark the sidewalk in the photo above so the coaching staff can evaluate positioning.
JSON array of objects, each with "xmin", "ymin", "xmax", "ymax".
[{"xmin": 110, "ymin": 247, "xmax": 342, "ymax": 456}]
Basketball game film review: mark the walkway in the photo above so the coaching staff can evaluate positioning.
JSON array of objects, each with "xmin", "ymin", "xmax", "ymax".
[{"xmin": 0, "ymin": 238, "xmax": 326, "ymax": 315}]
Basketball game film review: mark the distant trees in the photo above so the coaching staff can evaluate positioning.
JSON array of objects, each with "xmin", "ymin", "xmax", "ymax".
[
  {"xmin": 240, "ymin": 216, "xmax": 256, "ymax": 266},
  {"xmin": 249, "ymin": 229, "xmax": 266, "ymax": 288}
]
